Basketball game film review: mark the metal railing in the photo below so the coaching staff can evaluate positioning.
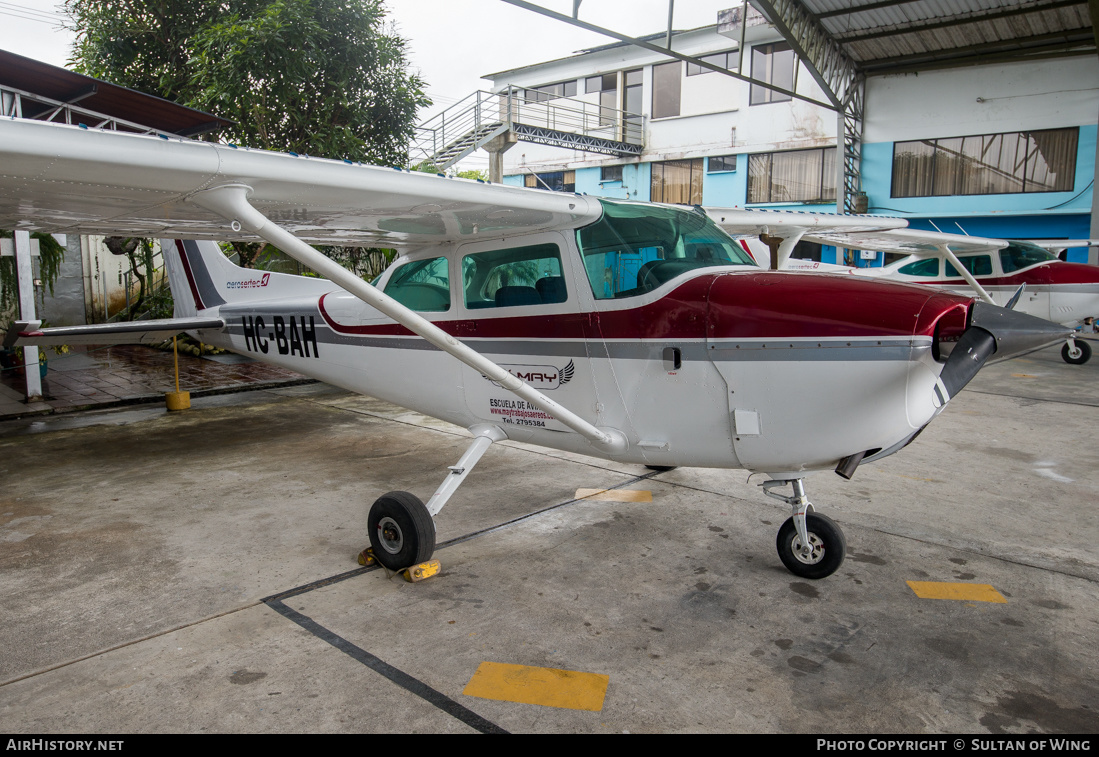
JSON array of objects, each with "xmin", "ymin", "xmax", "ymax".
[
  {"xmin": 1, "ymin": 84, "xmax": 181, "ymax": 137},
  {"xmin": 410, "ymin": 86, "xmax": 644, "ymax": 170}
]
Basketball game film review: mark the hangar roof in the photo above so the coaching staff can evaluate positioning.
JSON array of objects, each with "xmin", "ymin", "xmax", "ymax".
[
  {"xmin": 798, "ymin": 0, "xmax": 1096, "ymax": 74},
  {"xmin": 0, "ymin": 49, "xmax": 232, "ymax": 137}
]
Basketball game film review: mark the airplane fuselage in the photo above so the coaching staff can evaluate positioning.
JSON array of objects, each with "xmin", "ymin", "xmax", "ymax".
[{"xmin": 192, "ymin": 261, "xmax": 971, "ymax": 479}]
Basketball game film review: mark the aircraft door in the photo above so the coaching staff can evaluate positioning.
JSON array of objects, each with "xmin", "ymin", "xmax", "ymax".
[{"xmin": 454, "ymin": 233, "xmax": 603, "ymax": 437}]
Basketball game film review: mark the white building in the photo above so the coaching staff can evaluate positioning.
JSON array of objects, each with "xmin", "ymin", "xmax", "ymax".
[{"xmin": 473, "ymin": 12, "xmax": 1097, "ymax": 266}]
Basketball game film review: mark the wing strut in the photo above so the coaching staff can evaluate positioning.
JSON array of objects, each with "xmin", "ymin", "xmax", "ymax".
[
  {"xmin": 188, "ymin": 184, "xmax": 627, "ymax": 453},
  {"xmin": 936, "ymin": 243, "xmax": 995, "ymax": 305}
]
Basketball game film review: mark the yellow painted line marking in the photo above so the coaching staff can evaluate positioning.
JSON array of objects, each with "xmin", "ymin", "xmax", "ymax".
[
  {"xmin": 907, "ymin": 581, "xmax": 1007, "ymax": 603},
  {"xmin": 575, "ymin": 488, "xmax": 652, "ymax": 502},
  {"xmin": 1011, "ymin": 373, "xmax": 1037, "ymax": 378},
  {"xmin": 463, "ymin": 662, "xmax": 609, "ymax": 711}
]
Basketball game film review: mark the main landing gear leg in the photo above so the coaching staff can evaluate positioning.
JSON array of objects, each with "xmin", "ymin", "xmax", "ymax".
[
  {"xmin": 367, "ymin": 424, "xmax": 506, "ymax": 572},
  {"xmin": 761, "ymin": 478, "xmax": 846, "ymax": 579}
]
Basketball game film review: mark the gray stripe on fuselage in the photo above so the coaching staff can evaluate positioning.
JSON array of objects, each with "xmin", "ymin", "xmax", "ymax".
[{"xmin": 223, "ymin": 311, "xmax": 926, "ymax": 363}]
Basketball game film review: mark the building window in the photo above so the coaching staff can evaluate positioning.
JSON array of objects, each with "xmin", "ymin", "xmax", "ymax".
[
  {"xmin": 750, "ymin": 42, "xmax": 794, "ymax": 105},
  {"xmin": 523, "ymin": 80, "xmax": 577, "ymax": 103},
  {"xmin": 651, "ymin": 159, "xmax": 704, "ymax": 205},
  {"xmin": 748, "ymin": 148, "xmax": 836, "ymax": 204},
  {"xmin": 525, "ymin": 171, "xmax": 575, "ymax": 192},
  {"xmin": 623, "ymin": 69, "xmax": 643, "ymax": 141},
  {"xmin": 601, "ymin": 165, "xmax": 623, "ymax": 182},
  {"xmin": 652, "ymin": 61, "xmax": 681, "ymax": 119},
  {"xmin": 708, "ymin": 155, "xmax": 737, "ymax": 172},
  {"xmin": 586, "ymin": 72, "xmax": 618, "ymax": 126},
  {"xmin": 891, "ymin": 128, "xmax": 1078, "ymax": 198},
  {"xmin": 686, "ymin": 51, "xmax": 736, "ymax": 76}
]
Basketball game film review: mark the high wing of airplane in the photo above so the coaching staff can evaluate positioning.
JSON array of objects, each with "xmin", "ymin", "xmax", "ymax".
[
  {"xmin": 711, "ymin": 218, "xmax": 1099, "ymax": 366},
  {"xmin": 0, "ymin": 119, "xmax": 1070, "ymax": 580}
]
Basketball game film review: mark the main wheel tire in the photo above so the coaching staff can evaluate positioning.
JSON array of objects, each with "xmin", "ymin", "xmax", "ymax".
[
  {"xmin": 368, "ymin": 491, "xmax": 436, "ymax": 571},
  {"xmin": 1062, "ymin": 340, "xmax": 1092, "ymax": 365},
  {"xmin": 645, "ymin": 465, "xmax": 677, "ymax": 472},
  {"xmin": 776, "ymin": 513, "xmax": 846, "ymax": 580}
]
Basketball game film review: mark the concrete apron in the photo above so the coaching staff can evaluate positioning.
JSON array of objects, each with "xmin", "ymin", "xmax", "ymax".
[{"xmin": 0, "ymin": 347, "xmax": 1096, "ymax": 734}]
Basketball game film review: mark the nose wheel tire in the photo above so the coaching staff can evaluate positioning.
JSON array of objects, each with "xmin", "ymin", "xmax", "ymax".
[
  {"xmin": 776, "ymin": 513, "xmax": 846, "ymax": 579},
  {"xmin": 368, "ymin": 491, "xmax": 436, "ymax": 571},
  {"xmin": 1062, "ymin": 340, "xmax": 1091, "ymax": 365}
]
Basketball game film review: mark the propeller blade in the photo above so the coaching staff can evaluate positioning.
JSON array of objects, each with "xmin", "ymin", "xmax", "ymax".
[
  {"xmin": 1005, "ymin": 283, "xmax": 1026, "ymax": 310},
  {"xmin": 938, "ymin": 301, "xmax": 1072, "ymax": 400}
]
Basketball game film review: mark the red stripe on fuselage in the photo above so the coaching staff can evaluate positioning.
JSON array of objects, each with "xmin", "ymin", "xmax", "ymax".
[{"xmin": 317, "ymin": 273, "xmax": 972, "ymax": 342}]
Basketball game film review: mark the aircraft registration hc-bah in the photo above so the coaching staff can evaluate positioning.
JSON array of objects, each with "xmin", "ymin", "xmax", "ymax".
[
  {"xmin": 721, "ymin": 222, "xmax": 1099, "ymax": 366},
  {"xmin": 0, "ymin": 118, "xmax": 1071, "ymax": 580}
]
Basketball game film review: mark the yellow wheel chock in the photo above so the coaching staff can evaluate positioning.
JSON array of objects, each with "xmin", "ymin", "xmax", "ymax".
[{"xmin": 403, "ymin": 559, "xmax": 440, "ymax": 583}]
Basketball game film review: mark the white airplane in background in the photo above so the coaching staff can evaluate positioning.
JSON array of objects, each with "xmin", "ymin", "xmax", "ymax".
[
  {"xmin": 0, "ymin": 118, "xmax": 1070, "ymax": 580},
  {"xmin": 710, "ymin": 214, "xmax": 1099, "ymax": 365}
]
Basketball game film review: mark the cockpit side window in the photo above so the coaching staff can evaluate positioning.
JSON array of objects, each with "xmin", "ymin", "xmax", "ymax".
[
  {"xmin": 999, "ymin": 242, "xmax": 1057, "ymax": 273},
  {"xmin": 575, "ymin": 200, "xmax": 755, "ymax": 299},
  {"xmin": 382, "ymin": 256, "xmax": 451, "ymax": 312},
  {"xmin": 897, "ymin": 258, "xmax": 939, "ymax": 277},
  {"xmin": 944, "ymin": 254, "xmax": 992, "ymax": 277},
  {"xmin": 462, "ymin": 243, "xmax": 566, "ymax": 309}
]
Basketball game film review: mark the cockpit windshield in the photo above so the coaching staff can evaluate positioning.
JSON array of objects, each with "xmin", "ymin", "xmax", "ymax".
[
  {"xmin": 999, "ymin": 241, "xmax": 1058, "ymax": 273},
  {"xmin": 576, "ymin": 200, "xmax": 756, "ymax": 299}
]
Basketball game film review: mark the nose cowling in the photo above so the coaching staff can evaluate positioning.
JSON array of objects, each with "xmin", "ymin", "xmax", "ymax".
[{"xmin": 938, "ymin": 301, "xmax": 1073, "ymax": 401}]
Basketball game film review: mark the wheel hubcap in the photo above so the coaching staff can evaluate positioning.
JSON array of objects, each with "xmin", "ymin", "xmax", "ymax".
[
  {"xmin": 792, "ymin": 533, "xmax": 825, "ymax": 565},
  {"xmin": 377, "ymin": 516, "xmax": 403, "ymax": 554}
]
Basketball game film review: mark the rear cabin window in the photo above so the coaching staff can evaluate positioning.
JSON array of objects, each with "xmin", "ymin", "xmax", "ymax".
[
  {"xmin": 999, "ymin": 242, "xmax": 1057, "ymax": 273},
  {"xmin": 462, "ymin": 243, "xmax": 567, "ymax": 309},
  {"xmin": 944, "ymin": 255, "xmax": 993, "ymax": 277},
  {"xmin": 382, "ymin": 256, "xmax": 451, "ymax": 312},
  {"xmin": 897, "ymin": 258, "xmax": 939, "ymax": 277},
  {"xmin": 575, "ymin": 200, "xmax": 754, "ymax": 299}
]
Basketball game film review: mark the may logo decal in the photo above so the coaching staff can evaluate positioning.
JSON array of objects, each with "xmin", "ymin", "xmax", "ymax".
[{"xmin": 487, "ymin": 360, "xmax": 575, "ymax": 390}]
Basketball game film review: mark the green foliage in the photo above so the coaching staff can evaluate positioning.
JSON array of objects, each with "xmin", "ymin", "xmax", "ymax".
[
  {"xmin": 455, "ymin": 169, "xmax": 490, "ymax": 182},
  {"xmin": 65, "ymin": 0, "xmax": 430, "ymax": 165},
  {"xmin": 314, "ymin": 246, "xmax": 397, "ymax": 280},
  {"xmin": 410, "ymin": 162, "xmax": 489, "ymax": 183},
  {"xmin": 104, "ymin": 236, "xmax": 160, "ymax": 320},
  {"xmin": 64, "ymin": 0, "xmax": 429, "ymax": 279},
  {"xmin": 0, "ymin": 231, "xmax": 66, "ymax": 313}
]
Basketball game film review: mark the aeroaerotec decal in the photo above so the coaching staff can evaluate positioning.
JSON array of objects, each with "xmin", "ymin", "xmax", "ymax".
[
  {"xmin": 227, "ymin": 273, "xmax": 271, "ymax": 289},
  {"xmin": 486, "ymin": 360, "xmax": 574, "ymax": 390}
]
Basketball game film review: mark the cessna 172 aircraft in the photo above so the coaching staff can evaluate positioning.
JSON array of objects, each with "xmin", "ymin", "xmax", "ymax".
[
  {"xmin": 717, "ymin": 220, "xmax": 1099, "ymax": 365},
  {"xmin": 0, "ymin": 118, "xmax": 1071, "ymax": 579}
]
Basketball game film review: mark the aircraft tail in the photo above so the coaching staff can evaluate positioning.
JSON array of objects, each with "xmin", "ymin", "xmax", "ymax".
[
  {"xmin": 163, "ymin": 239, "xmax": 333, "ymax": 317},
  {"xmin": 9, "ymin": 239, "xmax": 337, "ymax": 349}
]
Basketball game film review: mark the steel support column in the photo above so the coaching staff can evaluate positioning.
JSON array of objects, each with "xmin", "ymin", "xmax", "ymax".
[
  {"xmin": 749, "ymin": 0, "xmax": 865, "ymax": 214},
  {"xmin": 14, "ymin": 230, "xmax": 42, "ymax": 401}
]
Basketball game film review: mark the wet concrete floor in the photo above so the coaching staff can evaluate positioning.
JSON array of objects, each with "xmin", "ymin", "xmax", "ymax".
[
  {"xmin": 0, "ymin": 345, "xmax": 1096, "ymax": 733},
  {"xmin": 0, "ymin": 344, "xmax": 310, "ymax": 418}
]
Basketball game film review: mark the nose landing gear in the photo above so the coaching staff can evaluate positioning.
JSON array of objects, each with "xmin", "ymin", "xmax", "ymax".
[
  {"xmin": 761, "ymin": 479, "xmax": 847, "ymax": 579},
  {"xmin": 1062, "ymin": 338, "xmax": 1091, "ymax": 365}
]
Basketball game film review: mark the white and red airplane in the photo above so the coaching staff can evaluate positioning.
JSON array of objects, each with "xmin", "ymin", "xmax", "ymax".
[
  {"xmin": 0, "ymin": 119, "xmax": 1070, "ymax": 579},
  {"xmin": 712, "ymin": 215, "xmax": 1099, "ymax": 365}
]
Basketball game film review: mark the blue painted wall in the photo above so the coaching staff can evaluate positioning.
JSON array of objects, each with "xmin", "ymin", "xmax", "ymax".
[
  {"xmin": 505, "ymin": 124, "xmax": 1095, "ymax": 266},
  {"xmin": 859, "ymin": 124, "xmax": 1096, "ymax": 263}
]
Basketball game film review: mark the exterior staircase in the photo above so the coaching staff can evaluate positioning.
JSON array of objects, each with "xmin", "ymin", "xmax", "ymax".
[{"xmin": 410, "ymin": 86, "xmax": 643, "ymax": 172}]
